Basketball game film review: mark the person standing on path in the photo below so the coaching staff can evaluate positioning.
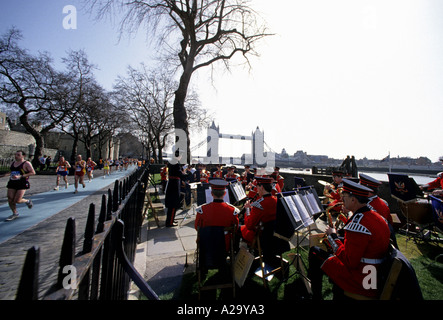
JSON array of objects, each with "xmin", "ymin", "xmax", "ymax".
[
  {"xmin": 74, "ymin": 155, "xmax": 86, "ymax": 194},
  {"xmin": 2, "ymin": 150, "xmax": 35, "ymax": 221}
]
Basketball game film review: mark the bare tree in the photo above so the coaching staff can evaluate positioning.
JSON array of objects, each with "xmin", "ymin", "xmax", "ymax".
[
  {"xmin": 55, "ymin": 49, "xmax": 99, "ymax": 161},
  {"xmin": 114, "ymin": 63, "xmax": 210, "ymax": 162},
  {"xmin": 0, "ymin": 28, "xmax": 69, "ymax": 167},
  {"xmin": 89, "ymin": 0, "xmax": 271, "ymax": 160}
]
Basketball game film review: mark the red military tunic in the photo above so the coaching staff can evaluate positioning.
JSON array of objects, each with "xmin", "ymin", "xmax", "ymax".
[
  {"xmin": 160, "ymin": 166, "xmax": 168, "ymax": 181},
  {"xmin": 368, "ymin": 195, "xmax": 393, "ymax": 225},
  {"xmin": 241, "ymin": 194, "xmax": 277, "ymax": 244},
  {"xmin": 225, "ymin": 172, "xmax": 240, "ymax": 181},
  {"xmin": 213, "ymin": 170, "xmax": 224, "ymax": 179},
  {"xmin": 200, "ymin": 170, "xmax": 209, "ymax": 183},
  {"xmin": 195, "ymin": 199, "xmax": 239, "ymax": 250},
  {"xmin": 325, "ymin": 183, "xmax": 343, "ymax": 212},
  {"xmin": 424, "ymin": 174, "xmax": 443, "ymax": 190},
  {"xmin": 321, "ymin": 206, "xmax": 390, "ymax": 298}
]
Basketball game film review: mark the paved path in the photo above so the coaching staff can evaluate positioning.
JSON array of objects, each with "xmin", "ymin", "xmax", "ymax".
[
  {"xmin": 139, "ymin": 197, "xmax": 199, "ymax": 299},
  {"xmin": 0, "ymin": 166, "xmax": 137, "ymax": 300}
]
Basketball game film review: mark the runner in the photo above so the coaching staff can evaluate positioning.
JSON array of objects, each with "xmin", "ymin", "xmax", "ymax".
[
  {"xmin": 123, "ymin": 157, "xmax": 129, "ymax": 170},
  {"xmin": 54, "ymin": 156, "xmax": 71, "ymax": 190},
  {"xmin": 74, "ymin": 154, "xmax": 86, "ymax": 194},
  {"xmin": 103, "ymin": 158, "xmax": 111, "ymax": 178},
  {"xmin": 2, "ymin": 150, "xmax": 36, "ymax": 221},
  {"xmin": 86, "ymin": 157, "xmax": 97, "ymax": 182}
]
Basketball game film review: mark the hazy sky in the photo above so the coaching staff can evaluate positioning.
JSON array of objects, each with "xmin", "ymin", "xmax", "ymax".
[{"xmin": 1, "ymin": 0, "xmax": 442, "ymax": 162}]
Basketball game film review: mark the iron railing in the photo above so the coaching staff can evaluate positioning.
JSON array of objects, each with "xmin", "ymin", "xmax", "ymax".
[{"xmin": 15, "ymin": 166, "xmax": 159, "ymax": 300}]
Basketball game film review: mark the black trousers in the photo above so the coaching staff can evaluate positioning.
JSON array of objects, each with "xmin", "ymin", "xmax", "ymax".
[
  {"xmin": 308, "ymin": 246, "xmax": 348, "ymax": 300},
  {"xmin": 165, "ymin": 207, "xmax": 177, "ymax": 227}
]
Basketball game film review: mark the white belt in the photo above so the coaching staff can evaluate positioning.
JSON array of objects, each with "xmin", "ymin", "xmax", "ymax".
[{"xmin": 360, "ymin": 257, "xmax": 384, "ymax": 264}]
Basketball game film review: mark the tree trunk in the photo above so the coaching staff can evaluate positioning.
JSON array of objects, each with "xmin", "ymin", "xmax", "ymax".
[
  {"xmin": 173, "ymin": 68, "xmax": 192, "ymax": 163},
  {"xmin": 71, "ymin": 135, "xmax": 79, "ymax": 162},
  {"xmin": 19, "ymin": 111, "xmax": 44, "ymax": 168}
]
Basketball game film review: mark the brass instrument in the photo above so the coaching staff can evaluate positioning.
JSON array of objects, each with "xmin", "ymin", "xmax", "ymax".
[
  {"xmin": 335, "ymin": 212, "xmax": 348, "ymax": 229},
  {"xmin": 320, "ymin": 204, "xmax": 343, "ymax": 253}
]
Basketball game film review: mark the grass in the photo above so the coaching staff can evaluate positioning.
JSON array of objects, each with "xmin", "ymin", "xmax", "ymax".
[{"xmin": 171, "ymin": 233, "xmax": 443, "ymax": 301}]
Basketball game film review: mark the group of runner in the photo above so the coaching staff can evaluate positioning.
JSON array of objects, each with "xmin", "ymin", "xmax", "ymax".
[{"xmin": 2, "ymin": 151, "xmax": 139, "ymax": 221}]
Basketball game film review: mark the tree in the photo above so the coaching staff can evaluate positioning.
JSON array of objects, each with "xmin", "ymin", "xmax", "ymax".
[
  {"xmin": 55, "ymin": 50, "xmax": 100, "ymax": 161},
  {"xmin": 0, "ymin": 28, "xmax": 68, "ymax": 167},
  {"xmin": 89, "ymin": 0, "xmax": 271, "ymax": 160},
  {"xmin": 114, "ymin": 63, "xmax": 211, "ymax": 162}
]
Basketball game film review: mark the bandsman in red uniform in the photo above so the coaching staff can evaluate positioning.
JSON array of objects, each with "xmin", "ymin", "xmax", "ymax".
[
  {"xmin": 308, "ymin": 179, "xmax": 391, "ymax": 300},
  {"xmin": 323, "ymin": 170, "xmax": 344, "ymax": 214},
  {"xmin": 240, "ymin": 165, "xmax": 253, "ymax": 189},
  {"xmin": 212, "ymin": 164, "xmax": 224, "ymax": 179},
  {"xmin": 225, "ymin": 166, "xmax": 240, "ymax": 182},
  {"xmin": 241, "ymin": 176, "xmax": 277, "ymax": 245},
  {"xmin": 360, "ymin": 173, "xmax": 397, "ymax": 247},
  {"xmin": 199, "ymin": 164, "xmax": 209, "ymax": 184},
  {"xmin": 421, "ymin": 157, "xmax": 443, "ymax": 198},
  {"xmin": 359, "ymin": 173, "xmax": 393, "ymax": 225},
  {"xmin": 272, "ymin": 167, "xmax": 285, "ymax": 191},
  {"xmin": 195, "ymin": 179, "xmax": 239, "ymax": 250}
]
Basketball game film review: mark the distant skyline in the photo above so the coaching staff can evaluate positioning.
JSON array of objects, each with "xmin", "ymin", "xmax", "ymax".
[{"xmin": 1, "ymin": 0, "xmax": 442, "ymax": 162}]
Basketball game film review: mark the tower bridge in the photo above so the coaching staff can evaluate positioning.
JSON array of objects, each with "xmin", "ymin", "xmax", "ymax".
[{"xmin": 190, "ymin": 122, "xmax": 275, "ymax": 167}]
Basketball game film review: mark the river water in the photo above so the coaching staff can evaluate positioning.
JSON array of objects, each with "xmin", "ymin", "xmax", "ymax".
[{"xmin": 281, "ymin": 168, "xmax": 440, "ymax": 186}]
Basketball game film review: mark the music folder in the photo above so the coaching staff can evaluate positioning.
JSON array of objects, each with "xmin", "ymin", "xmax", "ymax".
[
  {"xmin": 276, "ymin": 187, "xmax": 321, "ymax": 239},
  {"xmin": 387, "ymin": 173, "xmax": 424, "ymax": 203}
]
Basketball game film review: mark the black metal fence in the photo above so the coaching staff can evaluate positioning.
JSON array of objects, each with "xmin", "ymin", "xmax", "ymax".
[{"xmin": 15, "ymin": 165, "xmax": 159, "ymax": 300}]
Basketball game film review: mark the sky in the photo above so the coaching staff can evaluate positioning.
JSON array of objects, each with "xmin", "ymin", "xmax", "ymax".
[{"xmin": 1, "ymin": 0, "xmax": 442, "ymax": 162}]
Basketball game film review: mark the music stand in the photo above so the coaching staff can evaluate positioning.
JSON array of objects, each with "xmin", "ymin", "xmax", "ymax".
[
  {"xmin": 275, "ymin": 186, "xmax": 323, "ymax": 295},
  {"xmin": 294, "ymin": 177, "xmax": 306, "ymax": 188},
  {"xmin": 387, "ymin": 173, "xmax": 429, "ymax": 239},
  {"xmin": 228, "ymin": 180, "xmax": 247, "ymax": 205}
]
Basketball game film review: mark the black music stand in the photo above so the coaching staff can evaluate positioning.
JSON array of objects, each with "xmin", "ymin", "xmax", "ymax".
[
  {"xmin": 275, "ymin": 186, "xmax": 323, "ymax": 295},
  {"xmin": 387, "ymin": 173, "xmax": 429, "ymax": 239}
]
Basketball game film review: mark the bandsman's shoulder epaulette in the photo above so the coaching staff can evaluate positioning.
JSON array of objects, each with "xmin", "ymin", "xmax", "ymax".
[
  {"xmin": 251, "ymin": 198, "xmax": 264, "ymax": 210},
  {"xmin": 343, "ymin": 212, "xmax": 371, "ymax": 235}
]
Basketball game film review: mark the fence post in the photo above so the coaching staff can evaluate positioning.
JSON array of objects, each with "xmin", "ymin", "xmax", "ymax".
[
  {"xmin": 96, "ymin": 195, "xmax": 107, "ymax": 234},
  {"xmin": 56, "ymin": 217, "xmax": 76, "ymax": 290},
  {"xmin": 107, "ymin": 189, "xmax": 113, "ymax": 220},
  {"xmin": 16, "ymin": 246, "xmax": 40, "ymax": 300},
  {"xmin": 83, "ymin": 203, "xmax": 95, "ymax": 254},
  {"xmin": 113, "ymin": 180, "xmax": 119, "ymax": 211}
]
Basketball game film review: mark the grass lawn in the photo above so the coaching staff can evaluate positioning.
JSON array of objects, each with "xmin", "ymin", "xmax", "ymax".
[{"xmin": 172, "ymin": 233, "xmax": 443, "ymax": 301}]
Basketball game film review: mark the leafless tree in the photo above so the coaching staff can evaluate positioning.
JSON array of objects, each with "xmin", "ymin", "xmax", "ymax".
[
  {"xmin": 55, "ymin": 49, "xmax": 100, "ymax": 161},
  {"xmin": 0, "ymin": 28, "xmax": 69, "ymax": 167},
  {"xmin": 88, "ymin": 0, "xmax": 271, "ymax": 160},
  {"xmin": 114, "ymin": 63, "xmax": 210, "ymax": 162}
]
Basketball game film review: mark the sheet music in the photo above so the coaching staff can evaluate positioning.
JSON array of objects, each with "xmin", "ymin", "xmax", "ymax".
[
  {"xmin": 283, "ymin": 196, "xmax": 301, "ymax": 222},
  {"xmin": 205, "ymin": 188, "xmax": 230, "ymax": 203},
  {"xmin": 292, "ymin": 194, "xmax": 314, "ymax": 226},
  {"xmin": 300, "ymin": 193, "xmax": 315, "ymax": 215},
  {"xmin": 307, "ymin": 192, "xmax": 321, "ymax": 213},
  {"xmin": 232, "ymin": 182, "xmax": 246, "ymax": 201}
]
